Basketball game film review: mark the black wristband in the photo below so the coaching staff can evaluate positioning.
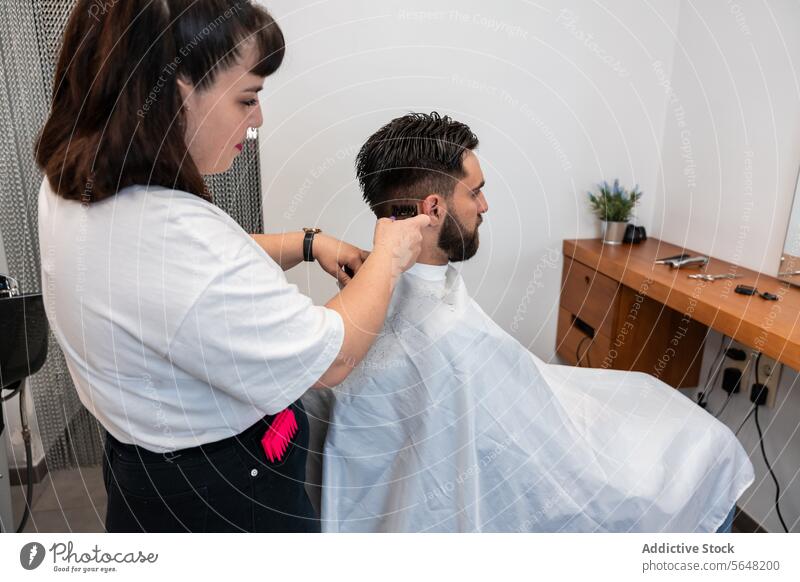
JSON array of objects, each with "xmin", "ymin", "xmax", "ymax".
[{"xmin": 303, "ymin": 228, "xmax": 320, "ymax": 262}]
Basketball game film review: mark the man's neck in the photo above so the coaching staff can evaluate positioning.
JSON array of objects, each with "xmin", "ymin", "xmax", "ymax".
[{"xmin": 414, "ymin": 247, "xmax": 449, "ymax": 266}]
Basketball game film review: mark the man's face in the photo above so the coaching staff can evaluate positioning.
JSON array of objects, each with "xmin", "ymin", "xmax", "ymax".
[{"xmin": 437, "ymin": 151, "xmax": 487, "ymax": 262}]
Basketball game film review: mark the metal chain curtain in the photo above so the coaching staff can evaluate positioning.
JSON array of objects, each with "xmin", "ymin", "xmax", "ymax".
[{"xmin": 0, "ymin": 0, "xmax": 264, "ymax": 472}]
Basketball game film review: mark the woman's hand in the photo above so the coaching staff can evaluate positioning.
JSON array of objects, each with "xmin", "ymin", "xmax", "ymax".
[
  {"xmin": 312, "ymin": 234, "xmax": 370, "ymax": 287},
  {"xmin": 372, "ymin": 214, "xmax": 431, "ymax": 280}
]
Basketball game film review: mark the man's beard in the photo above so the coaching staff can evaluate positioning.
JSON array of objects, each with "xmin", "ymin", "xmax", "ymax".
[{"xmin": 437, "ymin": 212, "xmax": 481, "ymax": 263}]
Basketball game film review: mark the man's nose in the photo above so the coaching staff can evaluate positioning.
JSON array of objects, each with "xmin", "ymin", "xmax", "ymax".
[{"xmin": 478, "ymin": 192, "xmax": 488, "ymax": 214}]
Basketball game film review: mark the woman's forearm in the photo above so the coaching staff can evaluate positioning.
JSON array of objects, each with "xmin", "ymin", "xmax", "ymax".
[
  {"xmin": 250, "ymin": 232, "xmax": 305, "ymax": 270},
  {"xmin": 315, "ymin": 246, "xmax": 397, "ymax": 387},
  {"xmin": 252, "ymin": 231, "xmax": 396, "ymax": 384}
]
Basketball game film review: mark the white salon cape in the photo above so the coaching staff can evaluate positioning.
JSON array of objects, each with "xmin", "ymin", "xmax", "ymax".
[{"xmin": 316, "ymin": 262, "xmax": 754, "ymax": 532}]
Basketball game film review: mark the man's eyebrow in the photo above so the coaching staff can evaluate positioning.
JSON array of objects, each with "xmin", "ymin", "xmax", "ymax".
[
  {"xmin": 242, "ymin": 85, "xmax": 263, "ymax": 93},
  {"xmin": 471, "ymin": 180, "xmax": 485, "ymax": 192}
]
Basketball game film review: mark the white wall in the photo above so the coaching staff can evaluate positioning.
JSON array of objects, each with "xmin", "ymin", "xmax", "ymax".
[
  {"xmin": 258, "ymin": 0, "xmax": 681, "ymax": 359},
  {"xmin": 257, "ymin": 0, "xmax": 800, "ymax": 532},
  {"xmin": 655, "ymin": 0, "xmax": 800, "ymax": 533},
  {"xmin": 653, "ymin": 0, "xmax": 800, "ymax": 274}
]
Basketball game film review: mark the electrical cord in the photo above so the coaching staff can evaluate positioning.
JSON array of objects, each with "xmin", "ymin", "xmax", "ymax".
[
  {"xmin": 1, "ymin": 380, "xmax": 33, "ymax": 532},
  {"xmin": 697, "ymin": 337, "xmax": 728, "ymax": 409},
  {"xmin": 15, "ymin": 382, "xmax": 33, "ymax": 533},
  {"xmin": 735, "ymin": 352, "xmax": 761, "ymax": 435},
  {"xmin": 575, "ymin": 335, "xmax": 592, "ymax": 368},
  {"xmin": 753, "ymin": 405, "xmax": 789, "ymax": 532},
  {"xmin": 749, "ymin": 352, "xmax": 789, "ymax": 533},
  {"xmin": 1, "ymin": 379, "xmax": 22, "ymax": 402},
  {"xmin": 734, "ymin": 406, "xmax": 755, "ymax": 436}
]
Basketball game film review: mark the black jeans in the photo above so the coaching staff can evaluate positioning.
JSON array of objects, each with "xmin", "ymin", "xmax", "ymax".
[{"xmin": 103, "ymin": 400, "xmax": 318, "ymax": 532}]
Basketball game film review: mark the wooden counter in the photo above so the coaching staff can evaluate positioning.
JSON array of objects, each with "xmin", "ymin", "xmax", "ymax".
[{"xmin": 557, "ymin": 237, "xmax": 799, "ymax": 387}]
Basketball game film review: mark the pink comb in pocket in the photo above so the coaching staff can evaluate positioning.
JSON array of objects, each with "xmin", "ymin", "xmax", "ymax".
[{"xmin": 260, "ymin": 408, "xmax": 298, "ymax": 462}]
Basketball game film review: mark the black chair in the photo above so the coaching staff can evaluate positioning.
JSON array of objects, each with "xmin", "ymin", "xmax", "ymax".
[
  {"xmin": 0, "ymin": 294, "xmax": 49, "ymax": 392},
  {"xmin": 1, "ymin": 275, "xmax": 49, "ymax": 532}
]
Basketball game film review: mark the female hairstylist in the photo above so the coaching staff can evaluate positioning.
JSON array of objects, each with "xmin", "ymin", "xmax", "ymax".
[{"xmin": 34, "ymin": 0, "xmax": 428, "ymax": 532}]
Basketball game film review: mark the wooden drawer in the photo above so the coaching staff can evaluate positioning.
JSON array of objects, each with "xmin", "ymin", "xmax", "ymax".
[
  {"xmin": 560, "ymin": 257, "xmax": 620, "ymax": 338},
  {"xmin": 556, "ymin": 307, "xmax": 612, "ymax": 368},
  {"xmin": 556, "ymin": 240, "xmax": 706, "ymax": 388}
]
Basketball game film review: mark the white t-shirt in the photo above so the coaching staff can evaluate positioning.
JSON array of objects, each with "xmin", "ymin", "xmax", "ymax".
[{"xmin": 37, "ymin": 178, "xmax": 344, "ymax": 453}]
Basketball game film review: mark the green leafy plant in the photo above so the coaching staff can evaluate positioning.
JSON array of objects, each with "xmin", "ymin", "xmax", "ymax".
[{"xmin": 587, "ymin": 179, "xmax": 642, "ymax": 222}]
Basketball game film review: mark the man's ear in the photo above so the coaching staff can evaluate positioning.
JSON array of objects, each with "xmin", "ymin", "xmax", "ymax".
[{"xmin": 422, "ymin": 194, "xmax": 444, "ymax": 226}]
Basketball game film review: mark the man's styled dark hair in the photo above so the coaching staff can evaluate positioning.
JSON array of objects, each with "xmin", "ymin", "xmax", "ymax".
[
  {"xmin": 355, "ymin": 112, "xmax": 479, "ymax": 217},
  {"xmin": 35, "ymin": 0, "xmax": 284, "ymax": 203}
]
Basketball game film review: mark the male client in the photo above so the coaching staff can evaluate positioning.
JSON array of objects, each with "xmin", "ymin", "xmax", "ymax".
[{"xmin": 305, "ymin": 112, "xmax": 753, "ymax": 532}]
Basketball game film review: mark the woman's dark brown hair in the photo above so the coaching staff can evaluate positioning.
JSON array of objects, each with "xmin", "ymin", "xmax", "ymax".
[{"xmin": 35, "ymin": 0, "xmax": 284, "ymax": 203}]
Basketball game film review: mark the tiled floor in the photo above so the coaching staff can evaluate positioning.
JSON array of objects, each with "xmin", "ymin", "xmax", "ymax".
[
  {"xmin": 8, "ymin": 467, "xmax": 759, "ymax": 533},
  {"xmin": 9, "ymin": 466, "xmax": 106, "ymax": 533}
]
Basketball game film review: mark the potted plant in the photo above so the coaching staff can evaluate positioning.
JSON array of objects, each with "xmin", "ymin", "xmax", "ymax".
[{"xmin": 587, "ymin": 179, "xmax": 642, "ymax": 244}]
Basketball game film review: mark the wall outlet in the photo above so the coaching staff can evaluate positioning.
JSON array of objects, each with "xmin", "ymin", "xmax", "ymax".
[
  {"xmin": 717, "ymin": 339, "xmax": 751, "ymax": 382},
  {"xmin": 753, "ymin": 352, "xmax": 781, "ymax": 408}
]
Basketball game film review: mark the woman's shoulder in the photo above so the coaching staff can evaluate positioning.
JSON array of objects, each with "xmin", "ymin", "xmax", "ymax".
[
  {"xmin": 40, "ymin": 177, "xmax": 272, "ymax": 271},
  {"xmin": 107, "ymin": 183, "xmax": 267, "ymax": 266},
  {"xmin": 123, "ymin": 184, "xmax": 249, "ymax": 236}
]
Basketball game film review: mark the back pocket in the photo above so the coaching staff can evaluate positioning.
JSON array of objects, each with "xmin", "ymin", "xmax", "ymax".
[
  {"xmin": 107, "ymin": 480, "xmax": 209, "ymax": 532},
  {"xmin": 107, "ymin": 460, "xmax": 210, "ymax": 532}
]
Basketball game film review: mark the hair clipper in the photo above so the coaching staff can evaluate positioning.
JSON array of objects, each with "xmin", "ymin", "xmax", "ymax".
[{"xmin": 389, "ymin": 202, "xmax": 423, "ymax": 220}]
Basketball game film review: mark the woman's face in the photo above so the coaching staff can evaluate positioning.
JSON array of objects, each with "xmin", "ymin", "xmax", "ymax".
[{"xmin": 177, "ymin": 40, "xmax": 265, "ymax": 175}]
